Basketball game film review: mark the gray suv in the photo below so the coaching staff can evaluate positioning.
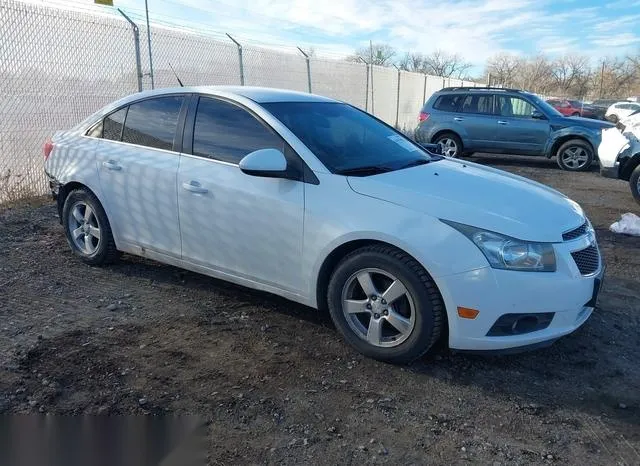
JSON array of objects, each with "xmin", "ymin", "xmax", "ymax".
[{"xmin": 415, "ymin": 87, "xmax": 614, "ymax": 171}]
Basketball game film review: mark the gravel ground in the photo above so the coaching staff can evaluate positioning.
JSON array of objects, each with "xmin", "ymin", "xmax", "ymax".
[{"xmin": 1, "ymin": 155, "xmax": 639, "ymax": 465}]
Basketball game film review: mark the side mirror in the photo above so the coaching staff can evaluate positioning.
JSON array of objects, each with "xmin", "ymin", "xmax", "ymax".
[
  {"xmin": 239, "ymin": 148, "xmax": 288, "ymax": 178},
  {"xmin": 531, "ymin": 110, "xmax": 546, "ymax": 120}
]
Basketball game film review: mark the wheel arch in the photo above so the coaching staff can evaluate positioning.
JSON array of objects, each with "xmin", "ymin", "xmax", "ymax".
[
  {"xmin": 548, "ymin": 134, "xmax": 593, "ymax": 160},
  {"xmin": 431, "ymin": 129, "xmax": 463, "ymax": 147},
  {"xmin": 315, "ymin": 238, "xmax": 450, "ymax": 348}
]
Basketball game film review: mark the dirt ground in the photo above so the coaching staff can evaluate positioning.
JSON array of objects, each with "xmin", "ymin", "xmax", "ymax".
[{"xmin": 1, "ymin": 155, "xmax": 639, "ymax": 465}]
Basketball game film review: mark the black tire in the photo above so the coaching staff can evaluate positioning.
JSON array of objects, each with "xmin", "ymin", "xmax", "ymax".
[
  {"xmin": 630, "ymin": 164, "xmax": 640, "ymax": 205},
  {"xmin": 609, "ymin": 114, "xmax": 619, "ymax": 124},
  {"xmin": 327, "ymin": 245, "xmax": 445, "ymax": 364},
  {"xmin": 62, "ymin": 188, "xmax": 119, "ymax": 265},
  {"xmin": 433, "ymin": 132, "xmax": 462, "ymax": 158},
  {"xmin": 556, "ymin": 139, "xmax": 594, "ymax": 171}
]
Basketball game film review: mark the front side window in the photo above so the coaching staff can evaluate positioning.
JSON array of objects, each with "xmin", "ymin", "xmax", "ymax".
[
  {"xmin": 496, "ymin": 96, "xmax": 536, "ymax": 118},
  {"xmin": 103, "ymin": 108, "xmax": 127, "ymax": 141},
  {"xmin": 121, "ymin": 96, "xmax": 184, "ymax": 150},
  {"xmin": 192, "ymin": 97, "xmax": 284, "ymax": 164},
  {"xmin": 263, "ymin": 102, "xmax": 436, "ymax": 174}
]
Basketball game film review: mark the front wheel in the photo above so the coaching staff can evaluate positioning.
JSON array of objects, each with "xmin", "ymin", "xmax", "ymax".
[
  {"xmin": 327, "ymin": 245, "xmax": 445, "ymax": 364},
  {"xmin": 630, "ymin": 164, "xmax": 640, "ymax": 205},
  {"xmin": 556, "ymin": 139, "xmax": 594, "ymax": 171}
]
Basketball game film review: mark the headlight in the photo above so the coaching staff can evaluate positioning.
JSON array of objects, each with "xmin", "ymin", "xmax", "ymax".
[{"xmin": 442, "ymin": 220, "xmax": 556, "ymax": 272}]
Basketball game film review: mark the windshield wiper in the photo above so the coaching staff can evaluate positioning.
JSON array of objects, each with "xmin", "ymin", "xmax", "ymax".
[
  {"xmin": 397, "ymin": 158, "xmax": 432, "ymax": 170},
  {"xmin": 335, "ymin": 165, "xmax": 392, "ymax": 176}
]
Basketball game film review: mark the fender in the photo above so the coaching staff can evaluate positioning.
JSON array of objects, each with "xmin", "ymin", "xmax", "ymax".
[{"xmin": 544, "ymin": 126, "xmax": 599, "ymax": 158}]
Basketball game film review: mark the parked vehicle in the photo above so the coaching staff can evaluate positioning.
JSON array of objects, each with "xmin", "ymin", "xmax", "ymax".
[
  {"xmin": 598, "ymin": 115, "xmax": 640, "ymax": 204},
  {"xmin": 416, "ymin": 87, "xmax": 614, "ymax": 171},
  {"xmin": 605, "ymin": 101, "xmax": 640, "ymax": 123},
  {"xmin": 44, "ymin": 86, "xmax": 604, "ymax": 363},
  {"xmin": 546, "ymin": 99, "xmax": 598, "ymax": 119}
]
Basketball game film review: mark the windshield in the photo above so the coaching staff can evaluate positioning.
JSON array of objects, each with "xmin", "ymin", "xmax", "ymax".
[
  {"xmin": 262, "ymin": 102, "xmax": 436, "ymax": 174},
  {"xmin": 527, "ymin": 94, "xmax": 563, "ymax": 117}
]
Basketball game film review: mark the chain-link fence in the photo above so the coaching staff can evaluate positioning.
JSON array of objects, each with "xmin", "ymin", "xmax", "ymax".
[{"xmin": 0, "ymin": 0, "xmax": 482, "ymax": 203}]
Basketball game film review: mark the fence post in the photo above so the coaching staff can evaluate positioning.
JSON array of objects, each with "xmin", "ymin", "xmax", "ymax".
[
  {"xmin": 297, "ymin": 47, "xmax": 312, "ymax": 93},
  {"xmin": 358, "ymin": 57, "xmax": 369, "ymax": 112},
  {"xmin": 393, "ymin": 65, "xmax": 400, "ymax": 128},
  {"xmin": 118, "ymin": 9, "xmax": 143, "ymax": 93},
  {"xmin": 226, "ymin": 33, "xmax": 244, "ymax": 85},
  {"xmin": 423, "ymin": 74, "xmax": 427, "ymax": 104},
  {"xmin": 371, "ymin": 64, "xmax": 375, "ymax": 115}
]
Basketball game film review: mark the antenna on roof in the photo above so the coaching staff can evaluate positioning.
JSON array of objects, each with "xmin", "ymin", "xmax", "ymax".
[{"xmin": 168, "ymin": 63, "xmax": 184, "ymax": 87}]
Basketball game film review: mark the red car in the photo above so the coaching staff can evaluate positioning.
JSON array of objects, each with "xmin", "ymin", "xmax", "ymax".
[{"xmin": 546, "ymin": 99, "xmax": 597, "ymax": 118}]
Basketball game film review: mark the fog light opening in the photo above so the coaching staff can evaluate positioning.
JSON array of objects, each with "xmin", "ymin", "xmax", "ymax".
[{"xmin": 511, "ymin": 315, "xmax": 540, "ymax": 334}]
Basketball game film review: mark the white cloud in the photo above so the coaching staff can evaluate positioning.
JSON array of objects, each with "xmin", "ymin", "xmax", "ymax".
[{"xmin": 27, "ymin": 0, "xmax": 640, "ymax": 66}]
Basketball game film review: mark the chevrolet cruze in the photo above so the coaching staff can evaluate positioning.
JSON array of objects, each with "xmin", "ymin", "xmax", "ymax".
[{"xmin": 44, "ymin": 87, "xmax": 604, "ymax": 363}]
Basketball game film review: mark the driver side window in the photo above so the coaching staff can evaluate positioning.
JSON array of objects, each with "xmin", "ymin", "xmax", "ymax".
[{"xmin": 496, "ymin": 96, "xmax": 536, "ymax": 118}]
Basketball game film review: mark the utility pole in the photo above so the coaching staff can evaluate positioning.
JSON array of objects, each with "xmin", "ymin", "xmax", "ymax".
[
  {"xmin": 144, "ymin": 0, "xmax": 154, "ymax": 89},
  {"xmin": 369, "ymin": 40, "xmax": 375, "ymax": 114},
  {"xmin": 599, "ymin": 60, "xmax": 605, "ymax": 98}
]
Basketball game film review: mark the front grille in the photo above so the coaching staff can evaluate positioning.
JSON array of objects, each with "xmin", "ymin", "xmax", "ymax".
[
  {"xmin": 571, "ymin": 245, "xmax": 600, "ymax": 275},
  {"xmin": 563, "ymin": 222, "xmax": 588, "ymax": 241}
]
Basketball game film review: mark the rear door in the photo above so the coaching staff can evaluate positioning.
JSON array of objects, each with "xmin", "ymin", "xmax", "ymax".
[
  {"xmin": 493, "ymin": 95, "xmax": 550, "ymax": 155},
  {"xmin": 457, "ymin": 93, "xmax": 496, "ymax": 151},
  {"xmin": 95, "ymin": 95, "xmax": 186, "ymax": 257}
]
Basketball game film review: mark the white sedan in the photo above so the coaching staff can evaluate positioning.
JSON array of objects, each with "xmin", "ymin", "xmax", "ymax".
[
  {"xmin": 44, "ymin": 87, "xmax": 604, "ymax": 363},
  {"xmin": 605, "ymin": 101, "xmax": 640, "ymax": 123}
]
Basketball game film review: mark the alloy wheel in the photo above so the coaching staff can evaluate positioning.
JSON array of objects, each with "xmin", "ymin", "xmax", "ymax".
[
  {"xmin": 561, "ymin": 146, "xmax": 590, "ymax": 170},
  {"xmin": 68, "ymin": 201, "xmax": 101, "ymax": 255},
  {"xmin": 437, "ymin": 138, "xmax": 458, "ymax": 157},
  {"xmin": 340, "ymin": 268, "xmax": 416, "ymax": 348}
]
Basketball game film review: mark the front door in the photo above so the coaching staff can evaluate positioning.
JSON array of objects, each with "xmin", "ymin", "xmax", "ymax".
[
  {"xmin": 177, "ymin": 96, "xmax": 305, "ymax": 294},
  {"xmin": 96, "ymin": 95, "xmax": 185, "ymax": 257},
  {"xmin": 493, "ymin": 95, "xmax": 550, "ymax": 155}
]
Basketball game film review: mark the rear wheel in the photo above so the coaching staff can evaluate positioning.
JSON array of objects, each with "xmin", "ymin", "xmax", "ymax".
[
  {"xmin": 630, "ymin": 164, "xmax": 640, "ymax": 205},
  {"xmin": 434, "ymin": 133, "xmax": 462, "ymax": 158},
  {"xmin": 327, "ymin": 245, "xmax": 444, "ymax": 364},
  {"xmin": 556, "ymin": 139, "xmax": 594, "ymax": 171},
  {"xmin": 62, "ymin": 188, "xmax": 119, "ymax": 265}
]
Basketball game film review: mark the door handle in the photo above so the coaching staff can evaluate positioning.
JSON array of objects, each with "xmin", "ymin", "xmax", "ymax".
[
  {"xmin": 453, "ymin": 117, "xmax": 464, "ymax": 122},
  {"xmin": 182, "ymin": 181, "xmax": 208, "ymax": 194},
  {"xmin": 102, "ymin": 160, "xmax": 122, "ymax": 171},
  {"xmin": 497, "ymin": 120, "xmax": 508, "ymax": 125}
]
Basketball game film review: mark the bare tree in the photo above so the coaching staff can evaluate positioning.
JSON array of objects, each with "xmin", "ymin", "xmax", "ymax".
[
  {"xmin": 550, "ymin": 55, "xmax": 591, "ymax": 97},
  {"xmin": 422, "ymin": 50, "xmax": 472, "ymax": 78},
  {"xmin": 486, "ymin": 53, "xmax": 520, "ymax": 87},
  {"xmin": 347, "ymin": 43, "xmax": 396, "ymax": 66},
  {"xmin": 398, "ymin": 52, "xmax": 426, "ymax": 72}
]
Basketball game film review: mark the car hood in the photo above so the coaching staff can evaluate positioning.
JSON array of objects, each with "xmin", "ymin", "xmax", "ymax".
[
  {"xmin": 552, "ymin": 116, "xmax": 614, "ymax": 130},
  {"xmin": 347, "ymin": 158, "xmax": 585, "ymax": 242}
]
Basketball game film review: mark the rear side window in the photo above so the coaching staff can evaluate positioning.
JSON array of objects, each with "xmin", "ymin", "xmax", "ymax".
[
  {"xmin": 433, "ymin": 94, "xmax": 464, "ymax": 112},
  {"xmin": 192, "ymin": 97, "xmax": 284, "ymax": 164},
  {"xmin": 103, "ymin": 108, "xmax": 127, "ymax": 141},
  {"xmin": 121, "ymin": 96, "xmax": 184, "ymax": 151},
  {"xmin": 460, "ymin": 94, "xmax": 494, "ymax": 114}
]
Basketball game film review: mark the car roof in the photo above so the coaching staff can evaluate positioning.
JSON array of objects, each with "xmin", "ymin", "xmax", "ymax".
[{"xmin": 119, "ymin": 86, "xmax": 338, "ymax": 104}]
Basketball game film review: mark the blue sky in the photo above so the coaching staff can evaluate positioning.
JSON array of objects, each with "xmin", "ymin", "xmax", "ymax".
[{"xmin": 52, "ymin": 0, "xmax": 640, "ymax": 67}]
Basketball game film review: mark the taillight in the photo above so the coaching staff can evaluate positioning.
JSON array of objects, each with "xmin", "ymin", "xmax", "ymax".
[
  {"xmin": 419, "ymin": 112, "xmax": 430, "ymax": 122},
  {"xmin": 43, "ymin": 140, "xmax": 53, "ymax": 160}
]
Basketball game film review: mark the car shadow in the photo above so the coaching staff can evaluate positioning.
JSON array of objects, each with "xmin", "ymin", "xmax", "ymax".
[
  {"xmin": 469, "ymin": 153, "xmax": 600, "ymax": 172},
  {"xmin": 107, "ymin": 254, "xmax": 638, "ymax": 428}
]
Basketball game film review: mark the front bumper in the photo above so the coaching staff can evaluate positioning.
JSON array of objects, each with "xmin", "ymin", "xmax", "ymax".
[{"xmin": 436, "ymin": 235, "xmax": 604, "ymax": 352}]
